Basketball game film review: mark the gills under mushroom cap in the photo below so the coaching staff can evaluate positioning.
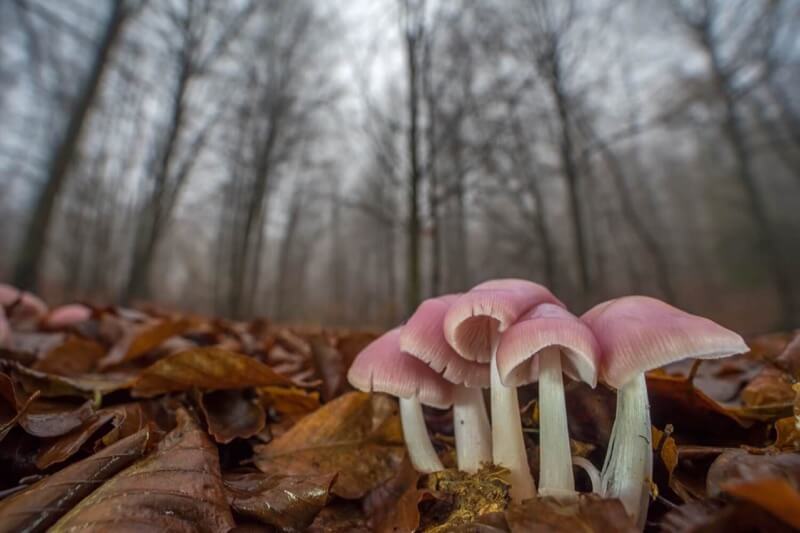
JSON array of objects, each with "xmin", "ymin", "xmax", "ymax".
[
  {"xmin": 444, "ymin": 279, "xmax": 562, "ymax": 362},
  {"xmin": 401, "ymin": 294, "xmax": 489, "ymax": 387},
  {"xmin": 497, "ymin": 302, "xmax": 600, "ymax": 387},
  {"xmin": 582, "ymin": 296, "xmax": 749, "ymax": 389},
  {"xmin": 347, "ymin": 328, "xmax": 453, "ymax": 409}
]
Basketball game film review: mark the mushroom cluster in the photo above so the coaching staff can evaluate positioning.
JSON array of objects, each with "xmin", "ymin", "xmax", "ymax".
[{"xmin": 347, "ymin": 279, "xmax": 748, "ymax": 528}]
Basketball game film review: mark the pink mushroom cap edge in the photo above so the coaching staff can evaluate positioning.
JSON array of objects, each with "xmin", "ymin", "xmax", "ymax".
[
  {"xmin": 443, "ymin": 278, "xmax": 563, "ymax": 363},
  {"xmin": 582, "ymin": 296, "xmax": 749, "ymax": 390},
  {"xmin": 497, "ymin": 302, "xmax": 600, "ymax": 388},
  {"xmin": 401, "ymin": 294, "xmax": 490, "ymax": 388},
  {"xmin": 347, "ymin": 328, "xmax": 454, "ymax": 409}
]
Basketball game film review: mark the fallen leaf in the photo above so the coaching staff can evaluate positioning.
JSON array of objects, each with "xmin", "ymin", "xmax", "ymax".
[
  {"xmin": 0, "ymin": 429, "xmax": 149, "ymax": 533},
  {"xmin": 49, "ymin": 409, "xmax": 235, "ymax": 532},
  {"xmin": 17, "ymin": 399, "xmax": 95, "ymax": 438},
  {"xmin": 254, "ymin": 391, "xmax": 406, "ymax": 499},
  {"xmin": 309, "ymin": 334, "xmax": 346, "ymax": 402},
  {"xmin": 659, "ymin": 498, "xmax": 795, "ymax": 533},
  {"xmin": 131, "ymin": 347, "xmax": 293, "ymax": 397},
  {"xmin": 773, "ymin": 416, "xmax": 800, "ymax": 451},
  {"xmin": 706, "ymin": 449, "xmax": 800, "ymax": 497},
  {"xmin": 98, "ymin": 318, "xmax": 191, "ymax": 368},
  {"xmin": 505, "ymin": 495, "xmax": 636, "ymax": 533},
  {"xmin": 741, "ymin": 366, "xmax": 796, "ymax": 407},
  {"xmin": 722, "ymin": 477, "xmax": 800, "ymax": 530},
  {"xmin": 363, "ymin": 457, "xmax": 429, "ymax": 533},
  {"xmin": 32, "ymin": 336, "xmax": 106, "ymax": 377},
  {"xmin": 198, "ymin": 389, "xmax": 266, "ymax": 444},
  {"xmin": 35, "ymin": 403, "xmax": 146, "ymax": 469},
  {"xmin": 224, "ymin": 470, "xmax": 335, "ymax": 531},
  {"xmin": 775, "ymin": 332, "xmax": 800, "ymax": 378},
  {"xmin": 308, "ymin": 502, "xmax": 370, "ymax": 533},
  {"xmin": 3, "ymin": 359, "xmax": 131, "ymax": 398}
]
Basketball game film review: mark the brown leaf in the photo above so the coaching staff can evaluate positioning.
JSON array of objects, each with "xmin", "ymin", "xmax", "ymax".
[
  {"xmin": 660, "ymin": 498, "xmax": 795, "ymax": 533},
  {"xmin": 706, "ymin": 449, "xmax": 800, "ymax": 498},
  {"xmin": 309, "ymin": 334, "xmax": 345, "ymax": 402},
  {"xmin": 775, "ymin": 331, "xmax": 800, "ymax": 378},
  {"xmin": 740, "ymin": 366, "xmax": 796, "ymax": 407},
  {"xmin": 308, "ymin": 502, "xmax": 371, "ymax": 533},
  {"xmin": 422, "ymin": 465, "xmax": 510, "ymax": 532},
  {"xmin": 224, "ymin": 470, "xmax": 335, "ymax": 531},
  {"xmin": 49, "ymin": 408, "xmax": 235, "ymax": 532},
  {"xmin": 505, "ymin": 496, "xmax": 636, "ymax": 533},
  {"xmin": 0, "ymin": 372, "xmax": 40, "ymax": 441},
  {"xmin": 199, "ymin": 389, "xmax": 266, "ymax": 444},
  {"xmin": 254, "ymin": 391, "xmax": 406, "ymax": 499},
  {"xmin": 3, "ymin": 359, "xmax": 131, "ymax": 398},
  {"xmin": 773, "ymin": 416, "xmax": 800, "ymax": 451},
  {"xmin": 646, "ymin": 371, "xmax": 756, "ymax": 443},
  {"xmin": 35, "ymin": 403, "xmax": 146, "ymax": 469},
  {"xmin": 131, "ymin": 347, "xmax": 293, "ymax": 398},
  {"xmin": 17, "ymin": 399, "xmax": 95, "ymax": 438},
  {"xmin": 363, "ymin": 457, "xmax": 429, "ymax": 533},
  {"xmin": 32, "ymin": 336, "xmax": 106, "ymax": 377},
  {"xmin": 98, "ymin": 318, "xmax": 191, "ymax": 369},
  {"xmin": 0, "ymin": 429, "xmax": 149, "ymax": 533},
  {"xmin": 722, "ymin": 477, "xmax": 800, "ymax": 530},
  {"xmin": 258, "ymin": 385, "xmax": 320, "ymax": 437}
]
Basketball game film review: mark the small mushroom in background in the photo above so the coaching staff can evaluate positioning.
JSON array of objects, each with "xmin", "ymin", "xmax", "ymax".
[
  {"xmin": 444, "ymin": 279, "xmax": 561, "ymax": 502},
  {"xmin": 42, "ymin": 304, "xmax": 92, "ymax": 330},
  {"xmin": 347, "ymin": 328, "xmax": 452, "ymax": 473},
  {"xmin": 497, "ymin": 302, "xmax": 600, "ymax": 499},
  {"xmin": 582, "ymin": 296, "xmax": 748, "ymax": 530},
  {"xmin": 401, "ymin": 294, "xmax": 491, "ymax": 473},
  {"xmin": 0, "ymin": 283, "xmax": 48, "ymax": 328}
]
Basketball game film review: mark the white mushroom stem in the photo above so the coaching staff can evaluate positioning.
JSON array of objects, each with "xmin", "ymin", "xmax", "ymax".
[
  {"xmin": 537, "ymin": 346, "xmax": 575, "ymax": 498},
  {"xmin": 453, "ymin": 385, "xmax": 492, "ymax": 472},
  {"xmin": 490, "ymin": 342, "xmax": 537, "ymax": 501},
  {"xmin": 399, "ymin": 397, "xmax": 444, "ymax": 473},
  {"xmin": 600, "ymin": 372, "xmax": 652, "ymax": 530}
]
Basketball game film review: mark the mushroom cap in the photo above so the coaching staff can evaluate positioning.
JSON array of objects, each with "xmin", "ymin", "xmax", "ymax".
[
  {"xmin": 347, "ymin": 328, "xmax": 453, "ymax": 409},
  {"xmin": 0, "ymin": 284, "xmax": 47, "ymax": 325},
  {"xmin": 582, "ymin": 296, "xmax": 749, "ymax": 389},
  {"xmin": 43, "ymin": 304, "xmax": 92, "ymax": 329},
  {"xmin": 401, "ymin": 294, "xmax": 489, "ymax": 388},
  {"xmin": 497, "ymin": 302, "xmax": 600, "ymax": 387},
  {"xmin": 444, "ymin": 279, "xmax": 562, "ymax": 363}
]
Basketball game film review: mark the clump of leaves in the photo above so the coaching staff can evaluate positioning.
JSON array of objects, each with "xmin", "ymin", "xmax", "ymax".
[{"xmin": 0, "ymin": 299, "xmax": 799, "ymax": 531}]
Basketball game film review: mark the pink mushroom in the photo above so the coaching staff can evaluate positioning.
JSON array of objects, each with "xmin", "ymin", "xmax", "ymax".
[
  {"xmin": 401, "ymin": 294, "xmax": 491, "ymax": 472},
  {"xmin": 444, "ymin": 279, "xmax": 561, "ymax": 501},
  {"xmin": 0, "ymin": 284, "xmax": 47, "ymax": 327},
  {"xmin": 497, "ymin": 302, "xmax": 600, "ymax": 499},
  {"xmin": 43, "ymin": 304, "xmax": 92, "ymax": 329},
  {"xmin": 347, "ymin": 328, "xmax": 452, "ymax": 473},
  {"xmin": 582, "ymin": 296, "xmax": 748, "ymax": 528}
]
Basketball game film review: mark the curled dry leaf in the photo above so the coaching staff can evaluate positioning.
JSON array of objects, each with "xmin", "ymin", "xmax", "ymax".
[
  {"xmin": 309, "ymin": 334, "xmax": 346, "ymax": 402},
  {"xmin": 363, "ymin": 457, "xmax": 430, "ymax": 533},
  {"xmin": 659, "ymin": 498, "xmax": 796, "ymax": 533},
  {"xmin": 0, "ymin": 428, "xmax": 150, "ymax": 533},
  {"xmin": 254, "ymin": 391, "xmax": 406, "ymax": 499},
  {"xmin": 773, "ymin": 416, "xmax": 800, "ymax": 451},
  {"xmin": 224, "ymin": 470, "xmax": 335, "ymax": 531},
  {"xmin": 505, "ymin": 495, "xmax": 636, "ymax": 533},
  {"xmin": 32, "ymin": 336, "xmax": 106, "ymax": 377},
  {"xmin": 98, "ymin": 318, "xmax": 191, "ymax": 369},
  {"xmin": 17, "ymin": 399, "xmax": 95, "ymax": 438},
  {"xmin": 49, "ymin": 409, "xmax": 235, "ymax": 533},
  {"xmin": 36, "ymin": 403, "xmax": 146, "ymax": 469},
  {"xmin": 706, "ymin": 449, "xmax": 800, "ymax": 498},
  {"xmin": 308, "ymin": 502, "xmax": 371, "ymax": 533},
  {"xmin": 740, "ymin": 366, "xmax": 796, "ymax": 407},
  {"xmin": 131, "ymin": 347, "xmax": 293, "ymax": 398},
  {"xmin": 258, "ymin": 386, "xmax": 321, "ymax": 438},
  {"xmin": 3, "ymin": 359, "xmax": 131, "ymax": 398},
  {"xmin": 722, "ymin": 477, "xmax": 800, "ymax": 530},
  {"xmin": 198, "ymin": 389, "xmax": 266, "ymax": 444}
]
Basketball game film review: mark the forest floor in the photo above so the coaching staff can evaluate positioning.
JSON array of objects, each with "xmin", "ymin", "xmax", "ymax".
[{"xmin": 0, "ymin": 302, "xmax": 798, "ymax": 532}]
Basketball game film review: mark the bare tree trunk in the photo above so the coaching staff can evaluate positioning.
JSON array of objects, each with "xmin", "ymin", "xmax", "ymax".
[
  {"xmin": 545, "ymin": 51, "xmax": 590, "ymax": 297},
  {"xmin": 14, "ymin": 0, "xmax": 129, "ymax": 291},
  {"xmin": 403, "ymin": 2, "xmax": 423, "ymax": 314},
  {"xmin": 704, "ymin": 35, "xmax": 796, "ymax": 327},
  {"xmin": 575, "ymin": 116, "xmax": 675, "ymax": 301}
]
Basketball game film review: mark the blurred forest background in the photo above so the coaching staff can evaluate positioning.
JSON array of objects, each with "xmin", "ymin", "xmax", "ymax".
[{"xmin": 0, "ymin": 0, "xmax": 799, "ymax": 334}]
